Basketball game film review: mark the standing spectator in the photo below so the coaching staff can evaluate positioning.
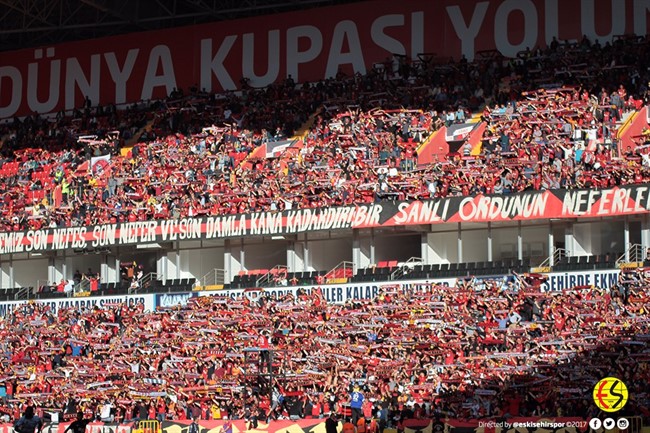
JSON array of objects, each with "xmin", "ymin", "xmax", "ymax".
[
  {"xmin": 219, "ymin": 419, "xmax": 232, "ymax": 433},
  {"xmin": 350, "ymin": 386, "xmax": 364, "ymax": 425},
  {"xmin": 99, "ymin": 400, "xmax": 114, "ymax": 422},
  {"xmin": 13, "ymin": 407, "xmax": 43, "ymax": 433},
  {"xmin": 189, "ymin": 417, "xmax": 200, "ymax": 433},
  {"xmin": 64, "ymin": 412, "xmax": 90, "ymax": 433},
  {"xmin": 258, "ymin": 331, "xmax": 271, "ymax": 372},
  {"xmin": 325, "ymin": 412, "xmax": 339, "ymax": 433}
]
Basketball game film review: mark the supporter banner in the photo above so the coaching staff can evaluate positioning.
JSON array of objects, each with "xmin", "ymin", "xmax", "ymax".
[
  {"xmin": 446, "ymin": 122, "xmax": 477, "ymax": 142},
  {"xmin": 0, "ymin": 294, "xmax": 154, "ymax": 317},
  {"xmin": 0, "ymin": 268, "xmax": 622, "ymax": 317},
  {"xmin": 155, "ymin": 292, "xmax": 196, "ymax": 308},
  {"xmin": 198, "ymin": 268, "xmax": 620, "ymax": 302},
  {"xmin": 2, "ymin": 184, "xmax": 650, "ymax": 253},
  {"xmin": 2, "ymin": 0, "xmax": 650, "ymax": 118},
  {"xmin": 198, "ymin": 280, "xmax": 455, "ymax": 304},
  {"xmin": 266, "ymin": 139, "xmax": 297, "ymax": 158},
  {"xmin": 0, "ymin": 423, "xmax": 132, "ymax": 433},
  {"xmin": 541, "ymin": 269, "xmax": 619, "ymax": 292},
  {"xmin": 91, "ymin": 154, "xmax": 111, "ymax": 174},
  {"xmin": 61, "ymin": 423, "xmax": 131, "ymax": 433}
]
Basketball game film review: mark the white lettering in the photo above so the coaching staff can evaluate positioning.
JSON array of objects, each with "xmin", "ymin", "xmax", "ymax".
[
  {"xmin": 92, "ymin": 224, "xmax": 117, "ymax": 247},
  {"xmin": 598, "ymin": 190, "xmax": 612, "ymax": 215},
  {"xmin": 105, "ymin": 49, "xmax": 139, "ymax": 104},
  {"xmin": 200, "ymin": 37, "xmax": 237, "ymax": 92},
  {"xmin": 545, "ymin": 0, "xmax": 559, "ymax": 45},
  {"xmin": 65, "ymin": 54, "xmax": 101, "ymax": 110},
  {"xmin": 458, "ymin": 197, "xmax": 477, "ymax": 220},
  {"xmin": 0, "ymin": 66, "xmax": 22, "ymax": 118},
  {"xmin": 286, "ymin": 25, "xmax": 323, "ymax": 82},
  {"xmin": 141, "ymin": 45, "xmax": 177, "ymax": 100},
  {"xmin": 411, "ymin": 11, "xmax": 425, "ymax": 60},
  {"xmin": 612, "ymin": 188, "xmax": 627, "ymax": 213},
  {"xmin": 393, "ymin": 202, "xmax": 410, "ymax": 225},
  {"xmin": 27, "ymin": 49, "xmax": 61, "ymax": 114},
  {"xmin": 242, "ymin": 30, "xmax": 280, "ymax": 87},
  {"xmin": 325, "ymin": 20, "xmax": 366, "ymax": 78},
  {"xmin": 446, "ymin": 2, "xmax": 489, "ymax": 61},
  {"xmin": 371, "ymin": 15, "xmax": 407, "ymax": 56},
  {"xmin": 635, "ymin": 186, "xmax": 648, "ymax": 211},
  {"xmin": 634, "ymin": 0, "xmax": 650, "ymax": 37}
]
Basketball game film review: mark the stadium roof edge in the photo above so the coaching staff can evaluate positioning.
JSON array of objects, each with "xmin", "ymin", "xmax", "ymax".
[{"xmin": 0, "ymin": 0, "xmax": 368, "ymax": 53}]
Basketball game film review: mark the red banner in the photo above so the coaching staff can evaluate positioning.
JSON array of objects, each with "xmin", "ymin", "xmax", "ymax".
[
  {"xmin": 2, "ymin": 184, "xmax": 650, "ymax": 254},
  {"xmin": 1, "ymin": 0, "xmax": 648, "ymax": 118}
]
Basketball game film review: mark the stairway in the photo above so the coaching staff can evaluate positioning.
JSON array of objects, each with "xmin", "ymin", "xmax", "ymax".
[
  {"xmin": 416, "ymin": 127, "xmax": 447, "ymax": 165},
  {"xmin": 121, "ymin": 118, "xmax": 156, "ymax": 155},
  {"xmin": 617, "ymin": 107, "xmax": 647, "ymax": 152},
  {"xmin": 292, "ymin": 107, "xmax": 322, "ymax": 140}
]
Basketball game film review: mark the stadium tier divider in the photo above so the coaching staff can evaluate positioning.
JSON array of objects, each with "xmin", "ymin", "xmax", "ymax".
[{"xmin": 12, "ymin": 252, "xmax": 627, "ymax": 301}]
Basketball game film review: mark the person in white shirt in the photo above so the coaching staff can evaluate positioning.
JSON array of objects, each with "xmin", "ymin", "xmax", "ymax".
[{"xmin": 99, "ymin": 401, "xmax": 114, "ymax": 422}]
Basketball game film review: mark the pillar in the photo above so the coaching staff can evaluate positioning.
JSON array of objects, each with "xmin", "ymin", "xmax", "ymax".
[
  {"xmin": 548, "ymin": 222, "xmax": 554, "ymax": 265},
  {"xmin": 487, "ymin": 222, "xmax": 493, "ymax": 262},
  {"xmin": 457, "ymin": 223, "xmax": 463, "ymax": 263},
  {"xmin": 624, "ymin": 217, "xmax": 630, "ymax": 262},
  {"xmin": 224, "ymin": 239, "xmax": 233, "ymax": 284},
  {"xmin": 517, "ymin": 221, "xmax": 523, "ymax": 261},
  {"xmin": 352, "ymin": 229, "xmax": 372, "ymax": 273}
]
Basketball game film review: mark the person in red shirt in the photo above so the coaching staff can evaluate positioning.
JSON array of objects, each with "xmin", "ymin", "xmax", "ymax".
[
  {"xmin": 256, "ymin": 330, "xmax": 271, "ymax": 372},
  {"xmin": 147, "ymin": 403, "xmax": 156, "ymax": 420}
]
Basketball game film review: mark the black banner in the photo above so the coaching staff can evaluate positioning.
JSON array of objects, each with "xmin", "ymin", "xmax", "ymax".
[{"xmin": 2, "ymin": 184, "xmax": 650, "ymax": 253}]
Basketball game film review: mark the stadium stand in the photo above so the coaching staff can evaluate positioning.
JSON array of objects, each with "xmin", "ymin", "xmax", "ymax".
[
  {"xmin": 2, "ymin": 10, "xmax": 650, "ymax": 430},
  {"xmin": 1, "ymin": 37, "xmax": 650, "ymax": 234},
  {"xmin": 0, "ymin": 271, "xmax": 647, "ymax": 423}
]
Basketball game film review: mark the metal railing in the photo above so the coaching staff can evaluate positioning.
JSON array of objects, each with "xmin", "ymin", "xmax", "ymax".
[
  {"xmin": 616, "ymin": 243, "xmax": 645, "ymax": 266},
  {"xmin": 129, "ymin": 272, "xmax": 160, "ymax": 294},
  {"xmin": 195, "ymin": 268, "xmax": 226, "ymax": 289},
  {"xmin": 74, "ymin": 278, "xmax": 91, "ymax": 295},
  {"xmin": 325, "ymin": 261, "xmax": 354, "ymax": 282},
  {"xmin": 14, "ymin": 286, "xmax": 30, "ymax": 300},
  {"xmin": 537, "ymin": 248, "xmax": 571, "ymax": 268},
  {"xmin": 135, "ymin": 420, "xmax": 161, "ymax": 433},
  {"xmin": 390, "ymin": 257, "xmax": 423, "ymax": 280},
  {"xmin": 256, "ymin": 265, "xmax": 288, "ymax": 287}
]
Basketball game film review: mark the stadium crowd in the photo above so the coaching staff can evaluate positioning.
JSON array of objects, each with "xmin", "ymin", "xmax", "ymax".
[
  {"xmin": 0, "ymin": 271, "xmax": 647, "ymax": 426},
  {"xmin": 2, "ymin": 36, "xmax": 650, "ymax": 231}
]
